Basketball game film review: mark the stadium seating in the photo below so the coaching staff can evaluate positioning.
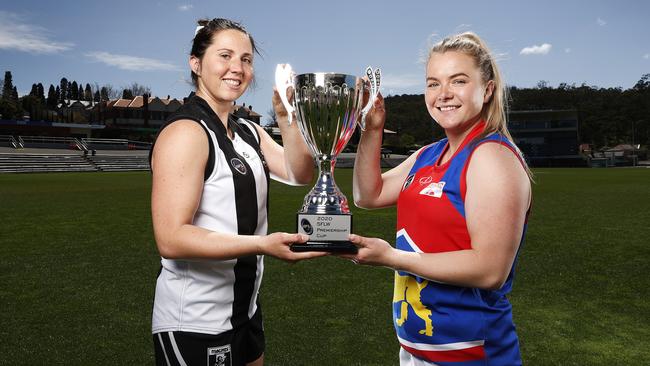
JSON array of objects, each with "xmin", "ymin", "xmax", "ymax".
[
  {"xmin": 0, "ymin": 153, "xmax": 97, "ymax": 173},
  {"xmin": 86, "ymin": 154, "xmax": 150, "ymax": 172},
  {"xmin": 0, "ymin": 136, "xmax": 152, "ymax": 173}
]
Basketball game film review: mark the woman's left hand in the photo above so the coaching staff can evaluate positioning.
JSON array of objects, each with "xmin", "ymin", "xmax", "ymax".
[
  {"xmin": 338, "ymin": 234, "xmax": 394, "ymax": 267},
  {"xmin": 272, "ymin": 87, "xmax": 294, "ymax": 123}
]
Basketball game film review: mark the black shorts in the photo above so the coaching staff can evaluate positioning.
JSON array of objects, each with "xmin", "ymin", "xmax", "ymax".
[{"xmin": 153, "ymin": 309, "xmax": 264, "ymax": 366}]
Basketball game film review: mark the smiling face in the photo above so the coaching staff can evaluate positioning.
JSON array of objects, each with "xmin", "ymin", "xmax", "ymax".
[
  {"xmin": 190, "ymin": 29, "xmax": 253, "ymax": 107},
  {"xmin": 424, "ymin": 50, "xmax": 494, "ymax": 135}
]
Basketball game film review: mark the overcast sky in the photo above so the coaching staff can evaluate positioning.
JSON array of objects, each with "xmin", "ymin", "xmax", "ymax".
[{"xmin": 1, "ymin": 0, "xmax": 648, "ymax": 123}]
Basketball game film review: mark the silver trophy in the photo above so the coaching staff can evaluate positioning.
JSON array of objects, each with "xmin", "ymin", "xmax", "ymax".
[{"xmin": 276, "ymin": 64, "xmax": 381, "ymax": 252}]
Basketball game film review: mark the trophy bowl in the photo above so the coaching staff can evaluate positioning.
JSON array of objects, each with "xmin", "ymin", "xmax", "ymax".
[{"xmin": 276, "ymin": 65, "xmax": 381, "ymax": 252}]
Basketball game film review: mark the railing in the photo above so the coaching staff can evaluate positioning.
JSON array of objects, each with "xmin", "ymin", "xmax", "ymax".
[
  {"xmin": 81, "ymin": 138, "xmax": 152, "ymax": 150},
  {"xmin": 126, "ymin": 140, "xmax": 152, "ymax": 150},
  {"xmin": 82, "ymin": 138, "xmax": 128, "ymax": 150},
  {"xmin": 18, "ymin": 136, "xmax": 82, "ymax": 150},
  {"xmin": 4, "ymin": 136, "xmax": 152, "ymax": 151},
  {"xmin": 0, "ymin": 135, "xmax": 22, "ymax": 148}
]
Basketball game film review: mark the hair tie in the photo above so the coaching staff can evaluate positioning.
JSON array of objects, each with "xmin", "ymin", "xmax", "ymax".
[{"xmin": 194, "ymin": 25, "xmax": 204, "ymax": 36}]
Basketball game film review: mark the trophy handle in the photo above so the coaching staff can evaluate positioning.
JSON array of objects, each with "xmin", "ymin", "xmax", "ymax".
[
  {"xmin": 359, "ymin": 66, "xmax": 382, "ymax": 131},
  {"xmin": 275, "ymin": 63, "xmax": 295, "ymax": 125}
]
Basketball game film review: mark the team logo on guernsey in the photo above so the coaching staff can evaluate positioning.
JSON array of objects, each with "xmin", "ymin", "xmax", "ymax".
[
  {"xmin": 208, "ymin": 345, "xmax": 232, "ymax": 366},
  {"xmin": 402, "ymin": 174, "xmax": 415, "ymax": 191},
  {"xmin": 230, "ymin": 158, "xmax": 247, "ymax": 175},
  {"xmin": 419, "ymin": 181, "xmax": 445, "ymax": 198}
]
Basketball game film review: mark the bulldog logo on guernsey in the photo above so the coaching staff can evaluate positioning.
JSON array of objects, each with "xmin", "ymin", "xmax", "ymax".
[
  {"xmin": 419, "ymin": 181, "xmax": 445, "ymax": 198},
  {"xmin": 230, "ymin": 158, "xmax": 247, "ymax": 175}
]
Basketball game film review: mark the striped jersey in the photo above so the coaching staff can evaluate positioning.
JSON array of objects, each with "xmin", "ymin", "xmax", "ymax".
[
  {"xmin": 151, "ymin": 95, "xmax": 269, "ymax": 335},
  {"xmin": 394, "ymin": 121, "xmax": 528, "ymax": 365}
]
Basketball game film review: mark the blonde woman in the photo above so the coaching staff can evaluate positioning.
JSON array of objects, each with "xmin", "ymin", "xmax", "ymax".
[{"xmin": 344, "ymin": 32, "xmax": 532, "ymax": 365}]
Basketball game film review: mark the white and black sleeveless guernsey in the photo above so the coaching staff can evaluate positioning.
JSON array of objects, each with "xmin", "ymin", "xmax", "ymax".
[{"xmin": 151, "ymin": 95, "xmax": 269, "ymax": 335}]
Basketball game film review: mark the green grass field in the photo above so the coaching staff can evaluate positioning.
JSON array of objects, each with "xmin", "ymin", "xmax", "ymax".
[{"xmin": 1, "ymin": 168, "xmax": 649, "ymax": 365}]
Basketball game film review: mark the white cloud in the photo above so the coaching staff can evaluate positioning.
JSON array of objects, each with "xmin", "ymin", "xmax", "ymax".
[
  {"xmin": 644, "ymin": 53, "xmax": 650, "ymax": 60},
  {"xmin": 178, "ymin": 4, "xmax": 193, "ymax": 11},
  {"xmin": 597, "ymin": 17, "xmax": 607, "ymax": 26},
  {"xmin": 0, "ymin": 11, "xmax": 73, "ymax": 54},
  {"xmin": 85, "ymin": 51, "xmax": 181, "ymax": 71},
  {"xmin": 565, "ymin": 48, "xmax": 571, "ymax": 53},
  {"xmin": 520, "ymin": 43, "xmax": 552, "ymax": 55}
]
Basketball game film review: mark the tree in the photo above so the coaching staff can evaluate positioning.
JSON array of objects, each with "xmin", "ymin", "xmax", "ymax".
[
  {"xmin": 126, "ymin": 82, "xmax": 151, "ymax": 97},
  {"xmin": 122, "ymin": 89, "xmax": 134, "ymax": 99},
  {"xmin": 100, "ymin": 84, "xmax": 119, "ymax": 100},
  {"xmin": 55, "ymin": 86, "xmax": 61, "ymax": 105},
  {"xmin": 633, "ymin": 74, "xmax": 650, "ymax": 91},
  {"xmin": 70, "ymin": 81, "xmax": 79, "ymax": 100},
  {"xmin": 59, "ymin": 78, "xmax": 68, "ymax": 104},
  {"xmin": 399, "ymin": 133, "xmax": 416, "ymax": 147},
  {"xmin": 0, "ymin": 98, "xmax": 19, "ymax": 119},
  {"xmin": 78, "ymin": 84, "xmax": 84, "ymax": 101},
  {"xmin": 37, "ymin": 83, "xmax": 45, "ymax": 102},
  {"xmin": 84, "ymin": 83, "xmax": 92, "ymax": 102},
  {"xmin": 3, "ymin": 71, "xmax": 14, "ymax": 100},
  {"xmin": 100, "ymin": 87, "xmax": 109, "ymax": 101},
  {"xmin": 47, "ymin": 85, "xmax": 57, "ymax": 109},
  {"xmin": 0, "ymin": 72, "xmax": 18, "ymax": 119}
]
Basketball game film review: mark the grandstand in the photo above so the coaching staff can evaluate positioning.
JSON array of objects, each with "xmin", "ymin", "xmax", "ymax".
[{"xmin": 0, "ymin": 136, "xmax": 150, "ymax": 173}]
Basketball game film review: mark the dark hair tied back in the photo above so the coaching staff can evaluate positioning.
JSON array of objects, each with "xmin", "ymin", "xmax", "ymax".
[{"xmin": 190, "ymin": 18, "xmax": 259, "ymax": 87}]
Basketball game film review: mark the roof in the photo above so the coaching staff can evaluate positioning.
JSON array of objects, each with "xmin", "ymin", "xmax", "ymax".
[
  {"xmin": 129, "ymin": 96, "xmax": 145, "ymax": 108},
  {"xmin": 112, "ymin": 99, "xmax": 131, "ymax": 108},
  {"xmin": 232, "ymin": 104, "xmax": 261, "ymax": 118},
  {"xmin": 608, "ymin": 144, "xmax": 638, "ymax": 151},
  {"xmin": 102, "ymin": 96, "xmax": 261, "ymax": 117}
]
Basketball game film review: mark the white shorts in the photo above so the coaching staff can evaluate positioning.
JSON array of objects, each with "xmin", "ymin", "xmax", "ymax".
[{"xmin": 400, "ymin": 348, "xmax": 439, "ymax": 366}]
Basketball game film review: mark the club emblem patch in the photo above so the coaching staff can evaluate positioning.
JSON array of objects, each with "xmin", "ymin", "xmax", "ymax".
[
  {"xmin": 402, "ymin": 174, "xmax": 415, "ymax": 191},
  {"xmin": 300, "ymin": 218, "xmax": 314, "ymax": 235},
  {"xmin": 208, "ymin": 345, "xmax": 232, "ymax": 366},
  {"xmin": 230, "ymin": 158, "xmax": 247, "ymax": 175},
  {"xmin": 419, "ymin": 181, "xmax": 446, "ymax": 198}
]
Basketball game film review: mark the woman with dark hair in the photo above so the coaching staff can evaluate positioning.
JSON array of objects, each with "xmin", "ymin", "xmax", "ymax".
[
  {"xmin": 150, "ymin": 18, "xmax": 323, "ymax": 365},
  {"xmin": 342, "ymin": 32, "xmax": 532, "ymax": 365}
]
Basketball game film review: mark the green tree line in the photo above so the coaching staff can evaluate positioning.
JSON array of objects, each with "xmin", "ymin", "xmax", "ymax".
[{"xmin": 382, "ymin": 74, "xmax": 650, "ymax": 150}]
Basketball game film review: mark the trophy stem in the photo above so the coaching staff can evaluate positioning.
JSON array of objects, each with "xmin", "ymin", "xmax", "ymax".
[
  {"xmin": 318, "ymin": 155, "xmax": 336, "ymax": 183},
  {"xmin": 300, "ymin": 155, "xmax": 349, "ymax": 215}
]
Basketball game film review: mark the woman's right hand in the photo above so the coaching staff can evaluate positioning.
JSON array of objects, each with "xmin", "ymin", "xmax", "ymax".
[
  {"xmin": 363, "ymin": 92, "xmax": 386, "ymax": 132},
  {"xmin": 260, "ymin": 232, "xmax": 328, "ymax": 263}
]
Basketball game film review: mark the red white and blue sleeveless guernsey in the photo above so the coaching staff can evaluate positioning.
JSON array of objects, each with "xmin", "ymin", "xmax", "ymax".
[{"xmin": 394, "ymin": 121, "xmax": 528, "ymax": 366}]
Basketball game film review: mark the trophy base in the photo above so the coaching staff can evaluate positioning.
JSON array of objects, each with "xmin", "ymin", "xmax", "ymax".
[{"xmin": 290, "ymin": 240, "xmax": 358, "ymax": 253}]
